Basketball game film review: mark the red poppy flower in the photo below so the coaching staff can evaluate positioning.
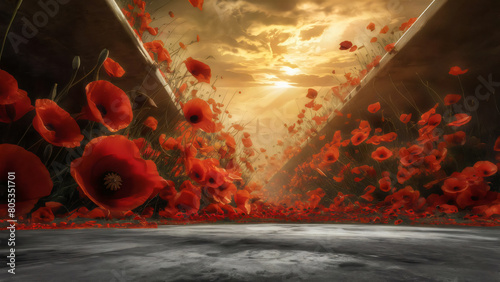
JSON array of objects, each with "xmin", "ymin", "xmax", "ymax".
[
  {"xmin": 159, "ymin": 180, "xmax": 176, "ymax": 200},
  {"xmin": 438, "ymin": 204, "xmax": 459, "ymax": 214},
  {"xmin": 186, "ymin": 158, "xmax": 208, "ymax": 184},
  {"xmin": 384, "ymin": 43, "xmax": 396, "ymax": 53},
  {"xmin": 219, "ymin": 132, "xmax": 236, "ymax": 153},
  {"xmin": 173, "ymin": 189, "xmax": 200, "ymax": 214},
  {"xmin": 31, "ymin": 207, "xmax": 55, "ymax": 223},
  {"xmin": 184, "ymin": 57, "xmax": 211, "ymax": 84},
  {"xmin": 367, "ymin": 102, "xmax": 381, "ymax": 113},
  {"xmin": 351, "ymin": 165, "xmax": 375, "ymax": 182},
  {"xmin": 133, "ymin": 138, "xmax": 160, "ymax": 159},
  {"xmin": 417, "ymin": 106, "xmax": 435, "ymax": 125},
  {"xmin": 372, "ymin": 146, "xmax": 393, "ymax": 161},
  {"xmin": 188, "ymin": 0, "xmax": 204, "ymax": 10},
  {"xmin": 103, "ymin": 58, "xmax": 126, "ymax": 78},
  {"xmin": 449, "ymin": 66, "xmax": 468, "ymax": 76},
  {"xmin": 441, "ymin": 177, "xmax": 469, "ymax": 194},
  {"xmin": 70, "ymin": 135, "xmax": 167, "ymax": 211},
  {"xmin": 427, "ymin": 114, "xmax": 442, "ymax": 127},
  {"xmin": 134, "ymin": 0, "xmax": 146, "ymax": 11},
  {"xmin": 0, "ymin": 89, "xmax": 33, "ymax": 123},
  {"xmin": 33, "ymin": 99, "xmax": 84, "ymax": 148},
  {"xmin": 379, "ymin": 177, "xmax": 391, "ymax": 192},
  {"xmin": 399, "ymin": 18, "xmax": 417, "ymax": 31},
  {"xmin": 143, "ymin": 40, "xmax": 172, "ymax": 66},
  {"xmin": 0, "ymin": 70, "xmax": 23, "ymax": 105},
  {"xmin": 397, "ymin": 167, "xmax": 414, "ymax": 184},
  {"xmin": 370, "ymin": 37, "xmax": 378, "ymax": 43},
  {"xmin": 143, "ymin": 116, "xmax": 158, "ymax": 131},
  {"xmin": 339, "ymin": 41, "xmax": 353, "ymax": 50},
  {"xmin": 203, "ymin": 203, "xmax": 224, "ymax": 214},
  {"xmin": 0, "ymin": 144, "xmax": 53, "ymax": 216},
  {"xmin": 351, "ymin": 131, "xmax": 369, "ymax": 146},
  {"xmin": 456, "ymin": 183, "xmax": 489, "ymax": 208},
  {"xmin": 322, "ymin": 147, "xmax": 339, "ymax": 164},
  {"xmin": 444, "ymin": 131, "xmax": 466, "ymax": 146},
  {"xmin": 168, "ymin": 11, "xmax": 174, "ymax": 17},
  {"xmin": 82, "ymin": 81, "xmax": 133, "ymax": 132},
  {"xmin": 306, "ymin": 88, "xmax": 318, "ymax": 99},
  {"xmin": 205, "ymin": 167, "xmax": 226, "ymax": 189},
  {"xmin": 242, "ymin": 137, "xmax": 253, "ymax": 148},
  {"xmin": 495, "ymin": 137, "xmax": 500, "ymax": 151},
  {"xmin": 235, "ymin": 190, "xmax": 251, "ymax": 214},
  {"xmin": 367, "ymin": 22, "xmax": 375, "ymax": 31},
  {"xmin": 380, "ymin": 25, "xmax": 389, "ymax": 34},
  {"xmin": 483, "ymin": 204, "xmax": 500, "ymax": 218},
  {"xmin": 159, "ymin": 134, "xmax": 179, "ymax": 150},
  {"xmin": 388, "ymin": 186, "xmax": 423, "ymax": 209},
  {"xmin": 205, "ymin": 182, "xmax": 236, "ymax": 204},
  {"xmin": 380, "ymin": 132, "xmax": 397, "ymax": 143},
  {"xmin": 473, "ymin": 161, "xmax": 498, "ymax": 177},
  {"xmin": 447, "ymin": 113, "xmax": 471, "ymax": 127},
  {"xmin": 443, "ymin": 94, "xmax": 461, "ymax": 105},
  {"xmin": 399, "ymin": 113, "xmax": 412, "ymax": 123},
  {"xmin": 305, "ymin": 100, "xmax": 315, "ymax": 109},
  {"xmin": 399, "ymin": 145, "xmax": 424, "ymax": 166},
  {"xmin": 461, "ymin": 167, "xmax": 480, "ymax": 183},
  {"xmin": 182, "ymin": 98, "xmax": 216, "ymax": 132}
]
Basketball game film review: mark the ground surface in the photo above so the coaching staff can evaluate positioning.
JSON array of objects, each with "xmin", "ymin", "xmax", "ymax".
[{"xmin": 1, "ymin": 224, "xmax": 500, "ymax": 281}]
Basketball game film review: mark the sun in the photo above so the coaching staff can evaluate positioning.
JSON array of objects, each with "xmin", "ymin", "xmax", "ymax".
[{"xmin": 273, "ymin": 81, "xmax": 293, "ymax": 88}]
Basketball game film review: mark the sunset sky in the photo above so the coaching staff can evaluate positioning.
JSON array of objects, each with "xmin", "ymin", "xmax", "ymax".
[{"xmin": 144, "ymin": 0, "xmax": 432, "ymax": 149}]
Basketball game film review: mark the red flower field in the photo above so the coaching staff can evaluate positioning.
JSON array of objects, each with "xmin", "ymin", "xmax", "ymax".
[{"xmin": 1, "ymin": 0, "xmax": 500, "ymax": 231}]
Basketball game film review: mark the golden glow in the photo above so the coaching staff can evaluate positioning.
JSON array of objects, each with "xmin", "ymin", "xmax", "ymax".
[
  {"xmin": 152, "ymin": 0, "xmax": 432, "ymax": 154},
  {"xmin": 281, "ymin": 67, "xmax": 301, "ymax": 76},
  {"xmin": 273, "ymin": 81, "xmax": 293, "ymax": 88}
]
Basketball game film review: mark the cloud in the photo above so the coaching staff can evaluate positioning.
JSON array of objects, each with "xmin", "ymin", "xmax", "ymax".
[
  {"xmin": 143, "ymin": 0, "xmax": 432, "ymax": 133},
  {"xmin": 282, "ymin": 74, "xmax": 336, "ymax": 87},
  {"xmin": 299, "ymin": 25, "xmax": 328, "ymax": 41}
]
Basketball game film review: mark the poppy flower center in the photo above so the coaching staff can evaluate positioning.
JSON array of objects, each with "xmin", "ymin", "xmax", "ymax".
[
  {"xmin": 190, "ymin": 115, "xmax": 200, "ymax": 123},
  {"xmin": 194, "ymin": 172, "xmax": 200, "ymax": 179},
  {"xmin": 208, "ymin": 177, "xmax": 215, "ymax": 184},
  {"xmin": 45, "ymin": 123, "xmax": 55, "ymax": 131},
  {"xmin": 96, "ymin": 104, "xmax": 107, "ymax": 116},
  {"xmin": 103, "ymin": 172, "xmax": 123, "ymax": 191}
]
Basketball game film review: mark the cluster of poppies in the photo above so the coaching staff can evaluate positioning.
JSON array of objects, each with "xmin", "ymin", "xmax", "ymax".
[
  {"xmin": 265, "ymin": 66, "xmax": 500, "ymax": 222},
  {"xmin": 0, "ymin": 0, "xmax": 257, "ymax": 226}
]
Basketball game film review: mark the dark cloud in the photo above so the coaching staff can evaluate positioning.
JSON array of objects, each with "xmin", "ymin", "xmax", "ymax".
[{"xmin": 300, "ymin": 25, "xmax": 328, "ymax": 41}]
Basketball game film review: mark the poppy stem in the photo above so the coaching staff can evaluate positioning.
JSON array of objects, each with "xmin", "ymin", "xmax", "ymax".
[
  {"xmin": 0, "ymin": 0, "xmax": 23, "ymax": 64},
  {"xmin": 457, "ymin": 76, "xmax": 465, "ymax": 97},
  {"xmin": 16, "ymin": 123, "xmax": 32, "ymax": 146}
]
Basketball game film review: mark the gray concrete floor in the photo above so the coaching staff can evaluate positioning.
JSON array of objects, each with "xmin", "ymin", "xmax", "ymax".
[{"xmin": 1, "ymin": 224, "xmax": 500, "ymax": 281}]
